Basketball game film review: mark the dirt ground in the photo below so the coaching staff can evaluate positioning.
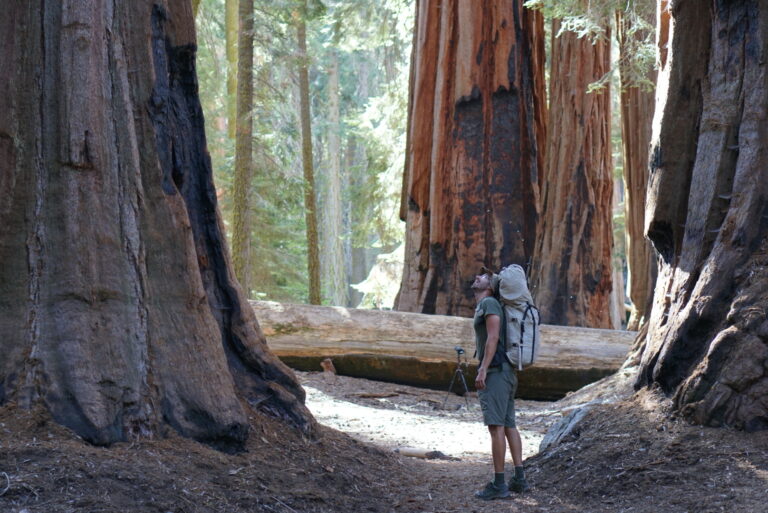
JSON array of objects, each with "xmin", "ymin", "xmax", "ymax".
[{"xmin": 1, "ymin": 368, "xmax": 767, "ymax": 513}]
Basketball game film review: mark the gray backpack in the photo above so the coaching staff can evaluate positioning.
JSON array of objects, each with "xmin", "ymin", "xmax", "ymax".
[{"xmin": 493, "ymin": 264, "xmax": 541, "ymax": 370}]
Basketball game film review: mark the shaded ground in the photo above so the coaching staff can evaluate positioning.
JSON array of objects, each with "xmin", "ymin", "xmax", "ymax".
[{"xmin": 1, "ymin": 369, "xmax": 766, "ymax": 512}]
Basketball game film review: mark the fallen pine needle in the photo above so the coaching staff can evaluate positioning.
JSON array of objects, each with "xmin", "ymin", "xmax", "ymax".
[{"xmin": 0, "ymin": 472, "xmax": 9, "ymax": 496}]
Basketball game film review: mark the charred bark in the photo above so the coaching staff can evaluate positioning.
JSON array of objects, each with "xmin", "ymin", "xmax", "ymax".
[
  {"xmin": 638, "ymin": 0, "xmax": 768, "ymax": 432},
  {"xmin": 0, "ymin": 0, "xmax": 314, "ymax": 448},
  {"xmin": 531, "ymin": 20, "xmax": 614, "ymax": 329},
  {"xmin": 396, "ymin": 0, "xmax": 546, "ymax": 317}
]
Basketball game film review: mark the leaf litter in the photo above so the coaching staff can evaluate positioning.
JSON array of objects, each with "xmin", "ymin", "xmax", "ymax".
[{"xmin": 0, "ymin": 368, "xmax": 765, "ymax": 512}]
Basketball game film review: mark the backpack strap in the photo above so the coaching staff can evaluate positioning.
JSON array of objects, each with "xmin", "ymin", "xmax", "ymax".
[{"xmin": 521, "ymin": 302, "xmax": 540, "ymax": 366}]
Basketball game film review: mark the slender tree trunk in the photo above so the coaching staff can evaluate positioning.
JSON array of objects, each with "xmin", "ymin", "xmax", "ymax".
[
  {"xmin": 531, "ymin": 20, "xmax": 614, "ymax": 329},
  {"xmin": 231, "ymin": 0, "xmax": 253, "ymax": 294},
  {"xmin": 0, "ymin": 0, "xmax": 313, "ymax": 447},
  {"xmin": 399, "ymin": 0, "xmax": 419, "ymax": 224},
  {"xmin": 637, "ymin": 0, "xmax": 768, "ymax": 432},
  {"xmin": 192, "ymin": 0, "xmax": 201, "ymax": 18},
  {"xmin": 344, "ymin": 136, "xmax": 360, "ymax": 306},
  {"xmin": 347, "ymin": 60, "xmax": 371, "ymax": 307},
  {"xmin": 617, "ymin": 7, "xmax": 657, "ymax": 331},
  {"xmin": 322, "ymin": 50, "xmax": 348, "ymax": 306},
  {"xmin": 396, "ymin": 0, "xmax": 546, "ymax": 317},
  {"xmin": 610, "ymin": 178, "xmax": 627, "ymax": 329},
  {"xmin": 225, "ymin": 0, "xmax": 238, "ymax": 139},
  {"xmin": 296, "ymin": 5, "xmax": 321, "ymax": 305}
]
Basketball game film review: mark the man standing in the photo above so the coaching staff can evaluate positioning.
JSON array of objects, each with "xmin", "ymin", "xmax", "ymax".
[{"xmin": 472, "ymin": 270, "xmax": 529, "ymax": 500}]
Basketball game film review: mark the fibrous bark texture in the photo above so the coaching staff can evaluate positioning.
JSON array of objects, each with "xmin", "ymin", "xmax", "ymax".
[
  {"xmin": 617, "ymin": 8, "xmax": 658, "ymax": 331},
  {"xmin": 638, "ymin": 0, "xmax": 768, "ymax": 432},
  {"xmin": 396, "ymin": 0, "xmax": 546, "ymax": 317},
  {"xmin": 531, "ymin": 21, "xmax": 614, "ymax": 329},
  {"xmin": 0, "ymin": 0, "xmax": 314, "ymax": 448}
]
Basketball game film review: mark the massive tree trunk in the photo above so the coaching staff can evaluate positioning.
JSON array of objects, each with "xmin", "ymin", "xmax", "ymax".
[
  {"xmin": 617, "ymin": 7, "xmax": 658, "ymax": 331},
  {"xmin": 231, "ymin": 0, "xmax": 254, "ymax": 294},
  {"xmin": 396, "ymin": 0, "xmax": 546, "ymax": 317},
  {"xmin": 322, "ymin": 50, "xmax": 348, "ymax": 306},
  {"xmin": 637, "ymin": 0, "xmax": 768, "ymax": 432},
  {"xmin": 0, "ymin": 0, "xmax": 314, "ymax": 447},
  {"xmin": 531, "ymin": 20, "xmax": 614, "ymax": 329},
  {"xmin": 296, "ymin": 3, "xmax": 322, "ymax": 305}
]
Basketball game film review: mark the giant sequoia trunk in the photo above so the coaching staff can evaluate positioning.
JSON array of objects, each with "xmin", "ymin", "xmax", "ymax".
[
  {"xmin": 617, "ymin": 8, "xmax": 657, "ymax": 331},
  {"xmin": 531, "ymin": 21, "xmax": 614, "ymax": 329},
  {"xmin": 396, "ymin": 0, "xmax": 546, "ymax": 317},
  {"xmin": 637, "ymin": 0, "xmax": 768, "ymax": 431},
  {"xmin": 0, "ymin": 0, "xmax": 314, "ymax": 447}
]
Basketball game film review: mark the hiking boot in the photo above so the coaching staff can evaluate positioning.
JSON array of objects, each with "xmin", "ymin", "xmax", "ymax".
[
  {"xmin": 474, "ymin": 481, "xmax": 510, "ymax": 501},
  {"xmin": 508, "ymin": 476, "xmax": 530, "ymax": 493}
]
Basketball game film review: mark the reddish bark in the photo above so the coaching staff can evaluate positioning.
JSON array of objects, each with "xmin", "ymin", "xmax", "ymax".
[
  {"xmin": 531, "ymin": 21, "xmax": 614, "ymax": 329},
  {"xmin": 396, "ymin": 0, "xmax": 546, "ymax": 317},
  {"xmin": 617, "ymin": 8, "xmax": 658, "ymax": 330}
]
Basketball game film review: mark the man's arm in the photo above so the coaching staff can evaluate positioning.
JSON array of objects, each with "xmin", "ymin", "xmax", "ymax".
[{"xmin": 475, "ymin": 314, "xmax": 501, "ymax": 390}]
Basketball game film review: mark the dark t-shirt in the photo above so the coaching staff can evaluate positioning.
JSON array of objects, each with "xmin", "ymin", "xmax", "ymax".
[{"xmin": 473, "ymin": 296, "xmax": 506, "ymax": 367}]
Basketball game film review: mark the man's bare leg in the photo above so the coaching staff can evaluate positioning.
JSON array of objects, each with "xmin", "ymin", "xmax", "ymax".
[
  {"xmin": 504, "ymin": 427, "xmax": 523, "ymax": 466},
  {"xmin": 505, "ymin": 426, "xmax": 529, "ymax": 491},
  {"xmin": 474, "ymin": 425, "xmax": 511, "ymax": 500},
  {"xmin": 489, "ymin": 425, "xmax": 506, "ymax": 473}
]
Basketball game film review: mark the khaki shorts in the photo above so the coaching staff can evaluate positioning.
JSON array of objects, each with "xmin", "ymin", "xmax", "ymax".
[{"xmin": 478, "ymin": 362, "xmax": 517, "ymax": 427}]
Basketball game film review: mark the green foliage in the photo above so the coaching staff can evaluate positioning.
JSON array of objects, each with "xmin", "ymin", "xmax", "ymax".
[
  {"xmin": 195, "ymin": 0, "xmax": 413, "ymax": 304},
  {"xmin": 349, "ymin": 85, "xmax": 408, "ymax": 248},
  {"xmin": 525, "ymin": 0, "xmax": 656, "ymax": 92}
]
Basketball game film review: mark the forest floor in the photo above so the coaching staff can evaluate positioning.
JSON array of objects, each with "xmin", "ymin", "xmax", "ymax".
[{"xmin": 1, "ymin": 368, "xmax": 767, "ymax": 513}]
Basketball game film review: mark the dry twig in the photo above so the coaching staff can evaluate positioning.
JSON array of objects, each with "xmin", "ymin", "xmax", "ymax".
[
  {"xmin": 272, "ymin": 496, "xmax": 298, "ymax": 513},
  {"xmin": 0, "ymin": 472, "xmax": 9, "ymax": 496},
  {"xmin": 354, "ymin": 392, "xmax": 399, "ymax": 399}
]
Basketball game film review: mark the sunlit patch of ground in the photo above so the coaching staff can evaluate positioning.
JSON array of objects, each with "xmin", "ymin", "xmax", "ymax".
[{"xmin": 299, "ymin": 372, "xmax": 555, "ymax": 461}]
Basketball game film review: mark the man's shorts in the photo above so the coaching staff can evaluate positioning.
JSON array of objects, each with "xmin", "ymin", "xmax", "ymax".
[{"xmin": 478, "ymin": 362, "xmax": 517, "ymax": 427}]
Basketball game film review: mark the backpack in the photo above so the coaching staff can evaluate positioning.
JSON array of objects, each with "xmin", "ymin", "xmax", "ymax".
[{"xmin": 493, "ymin": 264, "xmax": 541, "ymax": 370}]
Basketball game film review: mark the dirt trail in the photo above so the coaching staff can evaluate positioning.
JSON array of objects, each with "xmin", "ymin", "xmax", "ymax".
[
  {"xmin": 299, "ymin": 371, "xmax": 555, "ymax": 460},
  {"xmin": 1, "ymin": 369, "xmax": 766, "ymax": 512},
  {"xmin": 298, "ymin": 370, "xmax": 768, "ymax": 513}
]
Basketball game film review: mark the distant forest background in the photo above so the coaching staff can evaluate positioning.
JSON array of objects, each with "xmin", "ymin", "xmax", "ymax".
[
  {"xmin": 195, "ymin": 0, "xmax": 655, "ymax": 329},
  {"xmin": 195, "ymin": 0, "xmax": 412, "ymax": 307}
]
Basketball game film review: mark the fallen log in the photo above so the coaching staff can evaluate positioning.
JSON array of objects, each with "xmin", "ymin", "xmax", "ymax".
[{"xmin": 251, "ymin": 301, "xmax": 637, "ymax": 400}]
